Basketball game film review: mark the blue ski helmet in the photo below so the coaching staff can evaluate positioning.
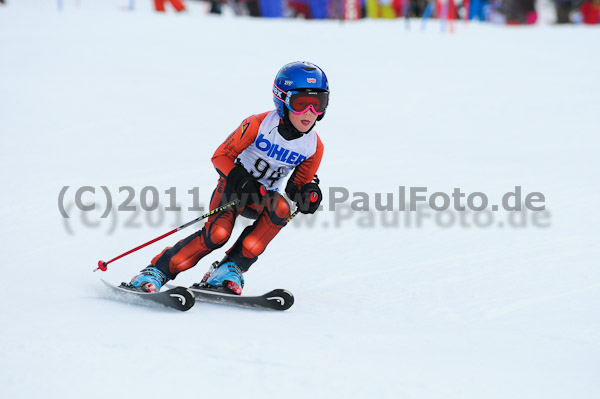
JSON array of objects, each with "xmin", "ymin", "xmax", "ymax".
[{"xmin": 273, "ymin": 61, "xmax": 329, "ymax": 121}]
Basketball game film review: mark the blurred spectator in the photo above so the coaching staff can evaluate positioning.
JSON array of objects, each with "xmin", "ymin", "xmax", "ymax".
[
  {"xmin": 311, "ymin": 0, "xmax": 331, "ymax": 18},
  {"xmin": 154, "ymin": 0, "xmax": 186, "ymax": 12},
  {"xmin": 435, "ymin": 0, "xmax": 458, "ymax": 20},
  {"xmin": 198, "ymin": 0, "xmax": 260, "ymax": 16},
  {"xmin": 468, "ymin": 0, "xmax": 490, "ymax": 21},
  {"xmin": 411, "ymin": 0, "xmax": 430, "ymax": 16},
  {"xmin": 286, "ymin": 0, "xmax": 331, "ymax": 18},
  {"xmin": 260, "ymin": 0, "xmax": 284, "ymax": 16},
  {"xmin": 365, "ymin": 0, "xmax": 378, "ymax": 17},
  {"xmin": 379, "ymin": 0, "xmax": 397, "ymax": 18},
  {"xmin": 554, "ymin": 0, "xmax": 573, "ymax": 22},
  {"xmin": 553, "ymin": 0, "xmax": 587, "ymax": 23},
  {"xmin": 505, "ymin": 0, "xmax": 537, "ymax": 24},
  {"xmin": 325, "ymin": 0, "xmax": 366, "ymax": 19},
  {"xmin": 392, "ymin": 0, "xmax": 404, "ymax": 18},
  {"xmin": 241, "ymin": 0, "xmax": 262, "ymax": 16},
  {"xmin": 326, "ymin": 0, "xmax": 343, "ymax": 19},
  {"xmin": 580, "ymin": 0, "xmax": 600, "ymax": 23},
  {"xmin": 365, "ymin": 0, "xmax": 398, "ymax": 18},
  {"xmin": 208, "ymin": 0, "xmax": 223, "ymax": 13},
  {"xmin": 289, "ymin": 0, "xmax": 313, "ymax": 17}
]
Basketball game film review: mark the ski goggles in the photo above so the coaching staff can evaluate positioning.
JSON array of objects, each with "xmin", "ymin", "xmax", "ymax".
[{"xmin": 275, "ymin": 87, "xmax": 329, "ymax": 115}]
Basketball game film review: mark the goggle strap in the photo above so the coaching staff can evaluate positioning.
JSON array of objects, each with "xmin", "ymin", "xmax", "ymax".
[{"xmin": 273, "ymin": 83, "xmax": 288, "ymax": 102}]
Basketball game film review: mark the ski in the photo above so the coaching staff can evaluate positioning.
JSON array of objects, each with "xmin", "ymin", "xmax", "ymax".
[
  {"xmin": 101, "ymin": 279, "xmax": 195, "ymax": 311},
  {"xmin": 187, "ymin": 284, "xmax": 294, "ymax": 311}
]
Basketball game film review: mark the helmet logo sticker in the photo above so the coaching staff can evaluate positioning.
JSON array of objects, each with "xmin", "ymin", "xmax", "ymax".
[
  {"xmin": 284, "ymin": 80, "xmax": 293, "ymax": 86},
  {"xmin": 307, "ymin": 78, "xmax": 316, "ymax": 83}
]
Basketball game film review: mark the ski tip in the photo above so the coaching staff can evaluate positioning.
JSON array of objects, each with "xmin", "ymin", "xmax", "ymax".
[
  {"xmin": 166, "ymin": 287, "xmax": 196, "ymax": 311},
  {"xmin": 265, "ymin": 289, "xmax": 294, "ymax": 310}
]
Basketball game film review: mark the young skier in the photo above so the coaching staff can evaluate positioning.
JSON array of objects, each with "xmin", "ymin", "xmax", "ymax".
[{"xmin": 128, "ymin": 61, "xmax": 329, "ymax": 295}]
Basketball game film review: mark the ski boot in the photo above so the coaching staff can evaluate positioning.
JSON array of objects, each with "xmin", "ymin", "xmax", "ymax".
[
  {"xmin": 199, "ymin": 260, "xmax": 244, "ymax": 295},
  {"xmin": 129, "ymin": 266, "xmax": 168, "ymax": 293}
]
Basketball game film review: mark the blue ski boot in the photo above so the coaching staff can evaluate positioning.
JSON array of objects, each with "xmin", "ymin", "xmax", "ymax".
[
  {"xmin": 130, "ymin": 266, "xmax": 168, "ymax": 293},
  {"xmin": 202, "ymin": 260, "xmax": 244, "ymax": 295}
]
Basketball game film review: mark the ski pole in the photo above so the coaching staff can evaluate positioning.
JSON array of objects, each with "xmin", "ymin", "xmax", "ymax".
[
  {"xmin": 287, "ymin": 208, "xmax": 299, "ymax": 222},
  {"xmin": 95, "ymin": 200, "xmax": 239, "ymax": 272},
  {"xmin": 287, "ymin": 189, "xmax": 320, "ymax": 222}
]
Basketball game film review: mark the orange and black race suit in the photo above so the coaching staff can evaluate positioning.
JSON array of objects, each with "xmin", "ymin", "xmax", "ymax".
[{"xmin": 151, "ymin": 110, "xmax": 324, "ymax": 278}]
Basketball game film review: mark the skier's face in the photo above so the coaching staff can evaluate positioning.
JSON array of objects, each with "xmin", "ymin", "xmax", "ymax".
[{"xmin": 288, "ymin": 108, "xmax": 318, "ymax": 133}]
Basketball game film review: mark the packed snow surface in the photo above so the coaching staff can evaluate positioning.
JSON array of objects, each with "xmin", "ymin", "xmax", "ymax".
[{"xmin": 1, "ymin": 1, "xmax": 598, "ymax": 398}]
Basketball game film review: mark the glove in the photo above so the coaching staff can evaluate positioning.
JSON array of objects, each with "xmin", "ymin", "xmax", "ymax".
[
  {"xmin": 226, "ymin": 165, "xmax": 266, "ymax": 206},
  {"xmin": 296, "ymin": 182, "xmax": 322, "ymax": 214}
]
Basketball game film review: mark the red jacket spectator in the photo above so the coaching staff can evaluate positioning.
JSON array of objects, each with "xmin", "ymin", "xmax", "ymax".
[
  {"xmin": 580, "ymin": 0, "xmax": 600, "ymax": 24},
  {"xmin": 154, "ymin": 0, "xmax": 186, "ymax": 12}
]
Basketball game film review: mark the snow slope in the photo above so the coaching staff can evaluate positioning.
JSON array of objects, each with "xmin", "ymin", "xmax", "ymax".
[{"xmin": 1, "ymin": 1, "xmax": 599, "ymax": 398}]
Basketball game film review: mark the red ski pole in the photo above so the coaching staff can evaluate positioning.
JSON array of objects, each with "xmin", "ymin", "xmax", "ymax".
[{"xmin": 95, "ymin": 200, "xmax": 239, "ymax": 272}]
